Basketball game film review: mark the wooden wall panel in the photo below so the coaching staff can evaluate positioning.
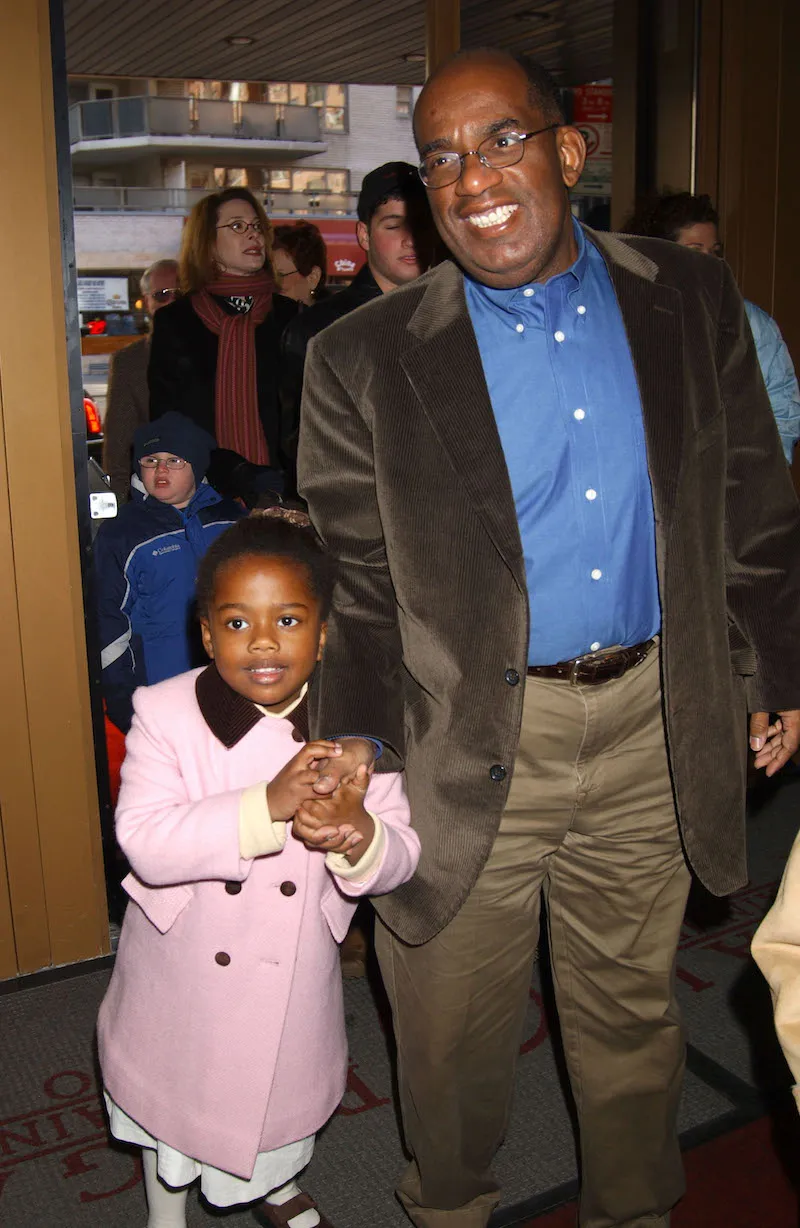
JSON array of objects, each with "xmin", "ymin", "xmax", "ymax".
[{"xmin": 0, "ymin": 1, "xmax": 108, "ymax": 975}]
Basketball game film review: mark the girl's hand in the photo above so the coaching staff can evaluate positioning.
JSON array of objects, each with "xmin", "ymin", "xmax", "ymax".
[
  {"xmin": 266, "ymin": 741, "xmax": 342, "ymax": 821},
  {"xmin": 293, "ymin": 765, "xmax": 375, "ymax": 864}
]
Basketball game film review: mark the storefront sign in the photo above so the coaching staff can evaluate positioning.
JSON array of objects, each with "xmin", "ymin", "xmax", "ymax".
[
  {"xmin": 268, "ymin": 217, "xmax": 366, "ymax": 279},
  {"xmin": 77, "ymin": 277, "xmax": 129, "ymax": 312},
  {"xmin": 572, "ymin": 85, "xmax": 612, "ymax": 197}
]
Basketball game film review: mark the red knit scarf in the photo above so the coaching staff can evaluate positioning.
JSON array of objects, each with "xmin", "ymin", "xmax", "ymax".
[{"xmin": 191, "ymin": 269, "xmax": 274, "ymax": 464}]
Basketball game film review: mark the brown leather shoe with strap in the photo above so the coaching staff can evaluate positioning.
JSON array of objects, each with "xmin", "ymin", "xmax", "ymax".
[{"xmin": 252, "ymin": 1191, "xmax": 337, "ymax": 1228}]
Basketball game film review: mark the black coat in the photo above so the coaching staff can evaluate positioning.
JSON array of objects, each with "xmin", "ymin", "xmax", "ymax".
[
  {"xmin": 148, "ymin": 292, "xmax": 299, "ymax": 499},
  {"xmin": 281, "ymin": 265, "xmax": 382, "ymax": 429}
]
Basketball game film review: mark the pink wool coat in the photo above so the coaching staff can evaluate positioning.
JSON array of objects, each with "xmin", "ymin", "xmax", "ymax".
[{"xmin": 97, "ymin": 667, "xmax": 419, "ymax": 1179}]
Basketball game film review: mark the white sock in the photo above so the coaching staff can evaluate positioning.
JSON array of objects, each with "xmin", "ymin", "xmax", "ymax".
[
  {"xmin": 266, "ymin": 1178, "xmax": 321, "ymax": 1228},
  {"xmin": 142, "ymin": 1148, "xmax": 189, "ymax": 1228}
]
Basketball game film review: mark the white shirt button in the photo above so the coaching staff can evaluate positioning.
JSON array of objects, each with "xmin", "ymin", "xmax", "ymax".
[
  {"xmin": 577, "ymin": 305, "xmax": 587, "ymax": 315},
  {"xmin": 554, "ymin": 330, "xmax": 565, "ymax": 343},
  {"xmin": 573, "ymin": 408, "xmax": 586, "ymax": 421},
  {"xmin": 585, "ymin": 488, "xmax": 597, "ymax": 501},
  {"xmin": 590, "ymin": 641, "xmax": 601, "ymax": 652},
  {"xmin": 591, "ymin": 568, "xmax": 602, "ymax": 580},
  {"xmin": 515, "ymin": 322, "xmax": 524, "ymax": 333},
  {"xmin": 523, "ymin": 287, "xmax": 535, "ymax": 297}
]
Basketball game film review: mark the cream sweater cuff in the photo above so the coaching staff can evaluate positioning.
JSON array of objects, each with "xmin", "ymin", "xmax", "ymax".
[
  {"xmin": 326, "ymin": 813, "xmax": 385, "ymax": 883},
  {"xmin": 238, "ymin": 782, "xmax": 287, "ymax": 859}
]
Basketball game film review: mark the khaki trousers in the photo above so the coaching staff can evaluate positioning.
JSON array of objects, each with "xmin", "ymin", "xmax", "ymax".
[{"xmin": 376, "ymin": 647, "xmax": 690, "ymax": 1228}]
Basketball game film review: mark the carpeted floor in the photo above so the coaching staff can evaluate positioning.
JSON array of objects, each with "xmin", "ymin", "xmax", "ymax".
[{"xmin": 2, "ymin": 776, "xmax": 799, "ymax": 1228}]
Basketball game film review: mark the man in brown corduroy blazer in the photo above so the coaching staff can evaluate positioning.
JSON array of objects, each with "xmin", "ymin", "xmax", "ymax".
[{"xmin": 298, "ymin": 50, "xmax": 800, "ymax": 1228}]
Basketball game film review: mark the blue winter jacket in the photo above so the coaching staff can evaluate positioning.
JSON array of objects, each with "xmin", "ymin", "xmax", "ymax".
[
  {"xmin": 745, "ymin": 299, "xmax": 800, "ymax": 463},
  {"xmin": 94, "ymin": 480, "xmax": 243, "ymax": 732}
]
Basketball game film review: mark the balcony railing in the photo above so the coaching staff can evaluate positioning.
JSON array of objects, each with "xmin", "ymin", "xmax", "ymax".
[
  {"xmin": 69, "ymin": 96, "xmax": 323, "ymax": 144},
  {"xmin": 72, "ymin": 186, "xmax": 358, "ymax": 217}
]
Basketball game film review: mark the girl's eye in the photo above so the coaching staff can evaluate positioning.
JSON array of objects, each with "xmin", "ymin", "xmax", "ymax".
[
  {"xmin": 226, "ymin": 617, "xmax": 248, "ymax": 630},
  {"xmin": 278, "ymin": 616, "xmax": 299, "ymax": 627}
]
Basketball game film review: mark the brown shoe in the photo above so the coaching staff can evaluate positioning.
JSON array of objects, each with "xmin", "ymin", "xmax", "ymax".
[{"xmin": 252, "ymin": 1191, "xmax": 336, "ymax": 1227}]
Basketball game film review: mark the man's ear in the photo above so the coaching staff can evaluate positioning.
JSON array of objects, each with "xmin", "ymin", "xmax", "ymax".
[
  {"xmin": 200, "ymin": 618, "xmax": 215, "ymax": 659},
  {"xmin": 317, "ymin": 620, "xmax": 328, "ymax": 662},
  {"xmin": 557, "ymin": 125, "xmax": 586, "ymax": 189},
  {"xmin": 356, "ymin": 220, "xmax": 370, "ymax": 254}
]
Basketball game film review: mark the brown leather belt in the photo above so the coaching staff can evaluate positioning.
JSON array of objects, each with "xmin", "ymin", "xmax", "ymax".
[{"xmin": 527, "ymin": 638, "xmax": 656, "ymax": 686}]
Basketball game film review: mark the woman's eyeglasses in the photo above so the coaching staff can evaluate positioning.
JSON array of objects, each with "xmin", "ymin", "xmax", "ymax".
[{"xmin": 216, "ymin": 220, "xmax": 265, "ymax": 236}]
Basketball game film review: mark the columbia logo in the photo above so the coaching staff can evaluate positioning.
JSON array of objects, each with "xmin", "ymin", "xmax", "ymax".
[{"xmin": 152, "ymin": 543, "xmax": 181, "ymax": 556}]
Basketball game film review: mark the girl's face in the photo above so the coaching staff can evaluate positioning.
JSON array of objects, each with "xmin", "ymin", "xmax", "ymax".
[
  {"xmin": 213, "ymin": 198, "xmax": 267, "ymax": 277},
  {"xmin": 200, "ymin": 554, "xmax": 326, "ymax": 711}
]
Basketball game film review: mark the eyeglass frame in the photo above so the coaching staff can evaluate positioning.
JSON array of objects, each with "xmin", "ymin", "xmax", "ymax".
[
  {"xmin": 139, "ymin": 456, "xmax": 188, "ymax": 470},
  {"xmin": 148, "ymin": 287, "xmax": 178, "ymax": 303},
  {"xmin": 418, "ymin": 123, "xmax": 562, "ymax": 189},
  {"xmin": 215, "ymin": 219, "xmax": 266, "ymax": 235}
]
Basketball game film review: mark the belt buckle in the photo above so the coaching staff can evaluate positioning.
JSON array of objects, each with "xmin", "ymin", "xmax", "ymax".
[{"xmin": 569, "ymin": 656, "xmax": 586, "ymax": 686}]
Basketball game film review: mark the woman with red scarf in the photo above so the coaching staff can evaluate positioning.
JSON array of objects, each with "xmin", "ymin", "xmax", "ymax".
[{"xmin": 148, "ymin": 188, "xmax": 299, "ymax": 502}]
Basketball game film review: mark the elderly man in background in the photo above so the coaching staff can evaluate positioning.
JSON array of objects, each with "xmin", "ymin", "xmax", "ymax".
[{"xmin": 102, "ymin": 258, "xmax": 179, "ymax": 502}]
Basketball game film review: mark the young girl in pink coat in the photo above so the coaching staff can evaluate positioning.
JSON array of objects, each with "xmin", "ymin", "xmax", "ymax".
[{"xmin": 97, "ymin": 512, "xmax": 419, "ymax": 1228}]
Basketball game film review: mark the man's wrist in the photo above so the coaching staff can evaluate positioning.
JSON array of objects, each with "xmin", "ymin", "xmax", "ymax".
[{"xmin": 329, "ymin": 735, "xmax": 382, "ymax": 760}]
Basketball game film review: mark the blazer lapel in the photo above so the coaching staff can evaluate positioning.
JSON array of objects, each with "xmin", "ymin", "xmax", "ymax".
[
  {"xmin": 400, "ymin": 263, "xmax": 525, "ymax": 591},
  {"xmin": 592, "ymin": 231, "xmax": 684, "ymax": 531}
]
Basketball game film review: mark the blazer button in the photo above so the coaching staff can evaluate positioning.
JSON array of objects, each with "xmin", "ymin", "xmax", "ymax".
[
  {"xmin": 280, "ymin": 881, "xmax": 297, "ymax": 897},
  {"xmin": 225, "ymin": 881, "xmax": 242, "ymax": 895},
  {"xmin": 215, "ymin": 952, "xmax": 231, "ymax": 966},
  {"xmin": 489, "ymin": 764, "xmax": 507, "ymax": 782},
  {"xmin": 505, "ymin": 668, "xmax": 520, "ymax": 686}
]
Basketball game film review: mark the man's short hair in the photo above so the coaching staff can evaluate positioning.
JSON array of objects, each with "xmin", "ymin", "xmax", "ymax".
[
  {"xmin": 140, "ymin": 258, "xmax": 179, "ymax": 296},
  {"xmin": 357, "ymin": 161, "xmax": 427, "ymax": 226}
]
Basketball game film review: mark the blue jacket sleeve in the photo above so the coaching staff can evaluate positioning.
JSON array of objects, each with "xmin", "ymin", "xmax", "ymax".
[
  {"xmin": 745, "ymin": 300, "xmax": 800, "ymax": 463},
  {"xmin": 93, "ymin": 524, "xmax": 145, "ymax": 733}
]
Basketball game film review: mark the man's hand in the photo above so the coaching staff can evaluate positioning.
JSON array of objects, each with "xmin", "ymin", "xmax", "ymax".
[
  {"xmin": 266, "ymin": 740, "xmax": 342, "ymax": 820},
  {"xmin": 749, "ymin": 711, "xmax": 800, "ymax": 777},
  {"xmin": 294, "ymin": 764, "xmax": 375, "ymax": 865},
  {"xmin": 312, "ymin": 737, "xmax": 376, "ymax": 795}
]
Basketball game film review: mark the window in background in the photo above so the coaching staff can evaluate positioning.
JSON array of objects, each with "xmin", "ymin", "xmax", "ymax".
[
  {"xmin": 268, "ymin": 82, "xmax": 289, "ymax": 103},
  {"xmin": 289, "ymin": 83, "xmax": 307, "ymax": 105},
  {"xmin": 326, "ymin": 170, "xmax": 348, "ymax": 194},
  {"xmin": 292, "ymin": 169, "xmax": 329, "ymax": 193},
  {"xmin": 213, "ymin": 167, "xmax": 248, "ymax": 188},
  {"xmin": 396, "ymin": 86, "xmax": 412, "ymax": 118},
  {"xmin": 269, "ymin": 168, "xmax": 292, "ymax": 190}
]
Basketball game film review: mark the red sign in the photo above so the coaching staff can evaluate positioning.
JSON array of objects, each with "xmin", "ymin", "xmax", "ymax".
[
  {"xmin": 268, "ymin": 216, "xmax": 366, "ymax": 280},
  {"xmin": 572, "ymin": 84, "xmax": 613, "ymax": 124}
]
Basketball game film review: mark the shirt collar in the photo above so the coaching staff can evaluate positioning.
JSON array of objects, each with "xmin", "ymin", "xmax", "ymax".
[
  {"xmin": 195, "ymin": 664, "xmax": 309, "ymax": 748},
  {"xmin": 465, "ymin": 217, "xmax": 589, "ymax": 311}
]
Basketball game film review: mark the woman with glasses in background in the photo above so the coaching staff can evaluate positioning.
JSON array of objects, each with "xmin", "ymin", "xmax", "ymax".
[
  {"xmin": 149, "ymin": 188, "xmax": 300, "ymax": 503},
  {"xmin": 271, "ymin": 222, "xmax": 329, "ymax": 308},
  {"xmin": 624, "ymin": 192, "xmax": 800, "ymax": 465}
]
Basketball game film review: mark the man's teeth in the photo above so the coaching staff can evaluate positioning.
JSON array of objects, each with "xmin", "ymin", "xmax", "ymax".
[{"xmin": 467, "ymin": 204, "xmax": 518, "ymax": 229}]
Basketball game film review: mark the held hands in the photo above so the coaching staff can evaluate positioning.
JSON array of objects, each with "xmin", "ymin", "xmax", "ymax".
[
  {"xmin": 293, "ymin": 764, "xmax": 375, "ymax": 866},
  {"xmin": 749, "ymin": 710, "xmax": 800, "ymax": 777},
  {"xmin": 266, "ymin": 741, "xmax": 342, "ymax": 821}
]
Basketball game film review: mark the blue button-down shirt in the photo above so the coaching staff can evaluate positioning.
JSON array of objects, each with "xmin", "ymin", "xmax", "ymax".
[{"xmin": 464, "ymin": 221, "xmax": 661, "ymax": 666}]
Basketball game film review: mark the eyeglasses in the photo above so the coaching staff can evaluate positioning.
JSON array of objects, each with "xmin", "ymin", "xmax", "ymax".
[
  {"xmin": 418, "ymin": 125, "xmax": 561, "ymax": 189},
  {"xmin": 149, "ymin": 288, "xmax": 177, "ymax": 303},
  {"xmin": 216, "ymin": 219, "xmax": 265, "ymax": 235},
  {"xmin": 276, "ymin": 265, "xmax": 300, "ymax": 278},
  {"xmin": 139, "ymin": 456, "xmax": 188, "ymax": 470}
]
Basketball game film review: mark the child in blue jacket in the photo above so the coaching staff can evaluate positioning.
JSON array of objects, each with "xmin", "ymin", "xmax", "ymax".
[{"xmin": 95, "ymin": 412, "xmax": 243, "ymax": 733}]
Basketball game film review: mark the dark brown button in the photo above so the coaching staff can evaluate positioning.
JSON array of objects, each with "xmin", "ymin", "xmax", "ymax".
[
  {"xmin": 279, "ymin": 881, "xmax": 297, "ymax": 897},
  {"xmin": 225, "ymin": 881, "xmax": 242, "ymax": 895},
  {"xmin": 214, "ymin": 951, "xmax": 231, "ymax": 966}
]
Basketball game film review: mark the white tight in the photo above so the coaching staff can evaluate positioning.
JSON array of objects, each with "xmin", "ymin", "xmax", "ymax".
[{"xmin": 142, "ymin": 1148, "xmax": 188, "ymax": 1228}]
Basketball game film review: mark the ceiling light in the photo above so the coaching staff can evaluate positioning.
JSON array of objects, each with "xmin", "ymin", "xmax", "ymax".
[
  {"xmin": 403, "ymin": 52, "xmax": 426, "ymax": 63},
  {"xmin": 226, "ymin": 36, "xmax": 255, "ymax": 46}
]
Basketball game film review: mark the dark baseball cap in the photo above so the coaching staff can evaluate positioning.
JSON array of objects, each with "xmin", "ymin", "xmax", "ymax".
[{"xmin": 357, "ymin": 161, "xmax": 427, "ymax": 225}]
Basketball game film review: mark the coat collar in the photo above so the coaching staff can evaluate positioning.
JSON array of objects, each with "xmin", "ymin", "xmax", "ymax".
[
  {"xmin": 195, "ymin": 664, "xmax": 308, "ymax": 748},
  {"xmin": 400, "ymin": 225, "xmax": 682, "ymax": 572}
]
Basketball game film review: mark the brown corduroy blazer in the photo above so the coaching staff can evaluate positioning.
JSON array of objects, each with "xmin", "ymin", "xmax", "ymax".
[{"xmin": 298, "ymin": 228, "xmax": 800, "ymax": 946}]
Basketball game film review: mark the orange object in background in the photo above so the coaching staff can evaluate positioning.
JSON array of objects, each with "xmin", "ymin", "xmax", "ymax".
[{"xmin": 84, "ymin": 394, "xmax": 102, "ymax": 438}]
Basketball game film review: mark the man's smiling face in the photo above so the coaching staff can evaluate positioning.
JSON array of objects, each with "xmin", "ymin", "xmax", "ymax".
[{"xmin": 414, "ymin": 52, "xmax": 586, "ymax": 289}]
